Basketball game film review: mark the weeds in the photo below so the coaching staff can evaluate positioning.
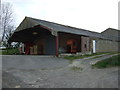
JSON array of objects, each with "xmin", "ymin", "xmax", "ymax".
[
  {"xmin": 71, "ymin": 66, "xmax": 83, "ymax": 71},
  {"xmin": 92, "ymin": 55, "xmax": 120, "ymax": 68}
]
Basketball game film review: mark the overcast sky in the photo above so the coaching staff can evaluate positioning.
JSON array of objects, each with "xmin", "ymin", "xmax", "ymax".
[{"xmin": 2, "ymin": 0, "xmax": 120, "ymax": 32}]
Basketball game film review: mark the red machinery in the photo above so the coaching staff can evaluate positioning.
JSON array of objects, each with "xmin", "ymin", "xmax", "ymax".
[
  {"xmin": 24, "ymin": 43, "xmax": 34, "ymax": 55},
  {"xmin": 67, "ymin": 39, "xmax": 77, "ymax": 53}
]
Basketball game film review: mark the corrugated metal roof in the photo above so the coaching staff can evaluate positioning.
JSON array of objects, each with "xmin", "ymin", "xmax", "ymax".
[
  {"xmin": 14, "ymin": 17, "xmax": 119, "ymax": 41},
  {"xmin": 28, "ymin": 17, "xmax": 102, "ymax": 38},
  {"xmin": 101, "ymin": 28, "xmax": 120, "ymax": 41}
]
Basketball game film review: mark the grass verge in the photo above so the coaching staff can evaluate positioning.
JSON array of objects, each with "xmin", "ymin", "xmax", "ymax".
[
  {"xmin": 0, "ymin": 51, "xmax": 2, "ymax": 55},
  {"xmin": 90, "ymin": 55, "xmax": 102, "ymax": 59},
  {"xmin": 64, "ymin": 52, "xmax": 114, "ymax": 60},
  {"xmin": 92, "ymin": 55, "xmax": 120, "ymax": 68},
  {"xmin": 2, "ymin": 48, "xmax": 20, "ymax": 55}
]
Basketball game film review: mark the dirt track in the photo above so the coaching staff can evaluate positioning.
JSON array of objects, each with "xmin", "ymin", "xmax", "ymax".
[{"xmin": 2, "ymin": 54, "xmax": 119, "ymax": 88}]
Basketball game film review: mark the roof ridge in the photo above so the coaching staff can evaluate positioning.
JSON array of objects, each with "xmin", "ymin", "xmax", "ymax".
[
  {"xmin": 27, "ymin": 16, "xmax": 101, "ymax": 34},
  {"xmin": 101, "ymin": 28, "xmax": 120, "ymax": 33}
]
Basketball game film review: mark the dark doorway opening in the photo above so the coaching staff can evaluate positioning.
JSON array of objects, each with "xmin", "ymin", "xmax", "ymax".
[{"xmin": 67, "ymin": 39, "xmax": 77, "ymax": 53}]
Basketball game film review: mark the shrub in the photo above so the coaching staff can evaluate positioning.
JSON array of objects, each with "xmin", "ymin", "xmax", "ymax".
[{"xmin": 2, "ymin": 48, "xmax": 20, "ymax": 55}]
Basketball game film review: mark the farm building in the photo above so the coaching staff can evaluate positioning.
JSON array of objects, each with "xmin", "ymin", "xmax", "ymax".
[{"xmin": 9, "ymin": 17, "xmax": 120, "ymax": 56}]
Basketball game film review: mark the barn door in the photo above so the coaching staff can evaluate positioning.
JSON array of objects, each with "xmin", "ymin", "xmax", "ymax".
[
  {"xmin": 37, "ymin": 40, "xmax": 45, "ymax": 55},
  {"xmin": 93, "ymin": 40, "xmax": 96, "ymax": 53}
]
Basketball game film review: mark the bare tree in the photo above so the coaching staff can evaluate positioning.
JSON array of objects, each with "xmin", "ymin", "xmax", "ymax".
[
  {"xmin": 1, "ymin": 2, "xmax": 15, "ymax": 42},
  {"xmin": 1, "ymin": 2, "xmax": 15, "ymax": 47}
]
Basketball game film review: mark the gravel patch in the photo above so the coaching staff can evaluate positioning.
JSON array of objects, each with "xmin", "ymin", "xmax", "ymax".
[{"xmin": 2, "ymin": 54, "xmax": 119, "ymax": 88}]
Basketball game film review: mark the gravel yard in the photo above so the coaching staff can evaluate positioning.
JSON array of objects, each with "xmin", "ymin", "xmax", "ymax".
[{"xmin": 2, "ymin": 54, "xmax": 119, "ymax": 88}]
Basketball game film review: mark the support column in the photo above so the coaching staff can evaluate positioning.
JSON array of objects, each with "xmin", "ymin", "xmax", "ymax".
[{"xmin": 56, "ymin": 35, "xmax": 59, "ymax": 57}]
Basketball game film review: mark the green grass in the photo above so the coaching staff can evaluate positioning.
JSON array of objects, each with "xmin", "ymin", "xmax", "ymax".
[
  {"xmin": 0, "ymin": 51, "xmax": 2, "ymax": 55},
  {"xmin": 64, "ymin": 52, "xmax": 119, "ymax": 60},
  {"xmin": 92, "ymin": 55, "xmax": 120, "ymax": 68},
  {"xmin": 90, "ymin": 56, "xmax": 102, "ymax": 59},
  {"xmin": 2, "ymin": 48, "xmax": 20, "ymax": 55},
  {"xmin": 107, "ymin": 52, "xmax": 120, "ymax": 55},
  {"xmin": 64, "ymin": 52, "xmax": 112, "ymax": 60},
  {"xmin": 64, "ymin": 54, "xmax": 92, "ymax": 60}
]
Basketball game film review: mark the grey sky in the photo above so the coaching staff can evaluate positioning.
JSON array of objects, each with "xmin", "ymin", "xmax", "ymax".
[{"xmin": 2, "ymin": 0, "xmax": 119, "ymax": 32}]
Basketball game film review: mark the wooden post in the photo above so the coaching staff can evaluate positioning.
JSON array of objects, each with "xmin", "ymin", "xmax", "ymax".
[{"xmin": 56, "ymin": 35, "xmax": 59, "ymax": 57}]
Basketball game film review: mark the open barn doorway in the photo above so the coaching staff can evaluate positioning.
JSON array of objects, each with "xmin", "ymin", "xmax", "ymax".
[
  {"xmin": 37, "ymin": 39, "xmax": 45, "ymax": 55},
  {"xmin": 66, "ymin": 39, "xmax": 77, "ymax": 53}
]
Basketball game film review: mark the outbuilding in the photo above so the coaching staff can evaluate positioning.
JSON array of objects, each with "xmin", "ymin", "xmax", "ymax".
[{"xmin": 9, "ymin": 17, "xmax": 120, "ymax": 56}]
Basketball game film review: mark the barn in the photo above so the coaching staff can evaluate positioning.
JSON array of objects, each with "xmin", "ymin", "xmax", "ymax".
[{"xmin": 8, "ymin": 17, "xmax": 120, "ymax": 56}]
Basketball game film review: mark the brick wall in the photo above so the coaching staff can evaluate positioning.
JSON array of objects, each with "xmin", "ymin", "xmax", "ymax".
[{"xmin": 81, "ymin": 36, "xmax": 90, "ymax": 52}]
